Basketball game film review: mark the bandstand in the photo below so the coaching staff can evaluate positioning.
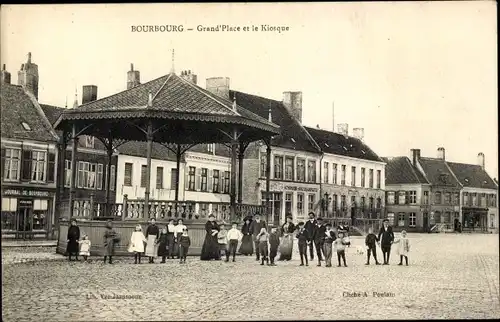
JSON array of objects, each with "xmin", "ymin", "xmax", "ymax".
[{"xmin": 53, "ymin": 71, "xmax": 280, "ymax": 255}]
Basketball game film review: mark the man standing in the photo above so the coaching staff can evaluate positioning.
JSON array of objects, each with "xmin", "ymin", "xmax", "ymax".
[
  {"xmin": 250, "ymin": 214, "xmax": 267, "ymax": 261},
  {"xmin": 312, "ymin": 217, "xmax": 326, "ymax": 266},
  {"xmin": 377, "ymin": 219, "xmax": 394, "ymax": 265},
  {"xmin": 304, "ymin": 212, "xmax": 317, "ymax": 261}
]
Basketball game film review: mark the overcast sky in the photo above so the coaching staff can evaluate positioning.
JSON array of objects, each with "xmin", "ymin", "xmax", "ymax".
[{"xmin": 1, "ymin": 2, "xmax": 497, "ymax": 178}]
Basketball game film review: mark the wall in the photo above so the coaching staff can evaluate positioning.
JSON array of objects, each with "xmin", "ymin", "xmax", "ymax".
[
  {"xmin": 461, "ymin": 187, "xmax": 498, "ymax": 233},
  {"xmin": 385, "ymin": 183, "xmax": 430, "ymax": 231}
]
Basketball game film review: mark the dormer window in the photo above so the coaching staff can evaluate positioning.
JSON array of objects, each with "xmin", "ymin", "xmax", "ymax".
[
  {"xmin": 290, "ymin": 138, "xmax": 296, "ymax": 143},
  {"xmin": 439, "ymin": 173, "xmax": 448, "ymax": 184},
  {"xmin": 464, "ymin": 178, "xmax": 469, "ymax": 183},
  {"xmin": 21, "ymin": 122, "xmax": 31, "ymax": 131},
  {"xmin": 342, "ymin": 146, "xmax": 347, "ymax": 151},
  {"xmin": 83, "ymin": 136, "xmax": 95, "ymax": 149},
  {"xmin": 324, "ymin": 143, "xmax": 329, "ymax": 147},
  {"xmin": 361, "ymin": 150, "xmax": 366, "ymax": 154}
]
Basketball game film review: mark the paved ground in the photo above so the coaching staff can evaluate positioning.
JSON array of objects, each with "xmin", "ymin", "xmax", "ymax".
[{"xmin": 2, "ymin": 233, "xmax": 499, "ymax": 321}]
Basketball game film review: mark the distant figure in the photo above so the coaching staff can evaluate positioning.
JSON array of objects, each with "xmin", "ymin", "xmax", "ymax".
[
  {"xmin": 66, "ymin": 219, "xmax": 81, "ymax": 261},
  {"xmin": 279, "ymin": 215, "xmax": 295, "ymax": 261},
  {"xmin": 378, "ymin": 219, "xmax": 395, "ymax": 265},
  {"xmin": 365, "ymin": 227, "xmax": 381, "ymax": 265},
  {"xmin": 256, "ymin": 227, "xmax": 270, "ymax": 266},
  {"xmin": 296, "ymin": 222, "xmax": 311, "ymax": 267},
  {"xmin": 226, "ymin": 222, "xmax": 243, "ymax": 262},
  {"xmin": 239, "ymin": 218, "xmax": 254, "ymax": 256},
  {"xmin": 304, "ymin": 212, "xmax": 317, "ymax": 261},
  {"xmin": 103, "ymin": 220, "xmax": 119, "ymax": 264},
  {"xmin": 78, "ymin": 234, "xmax": 91, "ymax": 262},
  {"xmin": 128, "ymin": 224, "xmax": 147, "ymax": 264},
  {"xmin": 200, "ymin": 214, "xmax": 220, "ymax": 261},
  {"xmin": 269, "ymin": 227, "xmax": 280, "ymax": 266},
  {"xmin": 249, "ymin": 214, "xmax": 267, "ymax": 261},
  {"xmin": 394, "ymin": 230, "xmax": 411, "ymax": 266},
  {"xmin": 145, "ymin": 218, "xmax": 160, "ymax": 263},
  {"xmin": 178, "ymin": 228, "xmax": 191, "ymax": 264}
]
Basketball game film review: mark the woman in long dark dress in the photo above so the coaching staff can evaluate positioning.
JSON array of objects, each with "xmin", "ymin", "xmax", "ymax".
[
  {"xmin": 200, "ymin": 214, "xmax": 220, "ymax": 260},
  {"xmin": 103, "ymin": 220, "xmax": 119, "ymax": 264},
  {"xmin": 279, "ymin": 215, "xmax": 295, "ymax": 261},
  {"xmin": 158, "ymin": 226, "xmax": 169, "ymax": 263},
  {"xmin": 238, "ymin": 218, "xmax": 254, "ymax": 256},
  {"xmin": 66, "ymin": 219, "xmax": 80, "ymax": 261}
]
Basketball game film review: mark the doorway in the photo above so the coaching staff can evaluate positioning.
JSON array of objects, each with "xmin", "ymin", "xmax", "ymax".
[
  {"xmin": 423, "ymin": 212, "xmax": 429, "ymax": 231},
  {"xmin": 17, "ymin": 199, "xmax": 33, "ymax": 240}
]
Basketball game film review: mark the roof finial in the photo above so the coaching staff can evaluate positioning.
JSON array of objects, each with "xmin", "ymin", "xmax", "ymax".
[
  {"xmin": 27, "ymin": 52, "xmax": 32, "ymax": 64},
  {"xmin": 130, "ymin": 63, "xmax": 134, "ymax": 71},
  {"xmin": 73, "ymin": 87, "xmax": 78, "ymax": 109},
  {"xmin": 268, "ymin": 102, "xmax": 272, "ymax": 122},
  {"xmin": 170, "ymin": 49, "xmax": 175, "ymax": 74},
  {"xmin": 65, "ymin": 95, "xmax": 68, "ymax": 108}
]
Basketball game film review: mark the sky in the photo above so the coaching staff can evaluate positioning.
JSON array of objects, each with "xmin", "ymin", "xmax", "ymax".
[{"xmin": 1, "ymin": 2, "xmax": 498, "ymax": 178}]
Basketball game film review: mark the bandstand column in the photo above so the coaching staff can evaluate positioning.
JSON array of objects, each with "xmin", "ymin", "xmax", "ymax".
[
  {"xmin": 237, "ymin": 142, "xmax": 245, "ymax": 205},
  {"xmin": 105, "ymin": 134, "xmax": 113, "ymax": 216},
  {"xmin": 265, "ymin": 138, "xmax": 272, "ymax": 225},
  {"xmin": 174, "ymin": 144, "xmax": 181, "ymax": 211},
  {"xmin": 230, "ymin": 129, "xmax": 238, "ymax": 221},
  {"xmin": 144, "ymin": 121, "xmax": 153, "ymax": 219},
  {"xmin": 69, "ymin": 124, "xmax": 79, "ymax": 220}
]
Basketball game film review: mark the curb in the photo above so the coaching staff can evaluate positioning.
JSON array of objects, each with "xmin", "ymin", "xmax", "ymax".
[{"xmin": 1, "ymin": 242, "xmax": 57, "ymax": 248}]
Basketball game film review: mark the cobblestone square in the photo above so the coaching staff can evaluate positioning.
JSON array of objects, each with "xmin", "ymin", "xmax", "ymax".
[{"xmin": 2, "ymin": 233, "xmax": 499, "ymax": 321}]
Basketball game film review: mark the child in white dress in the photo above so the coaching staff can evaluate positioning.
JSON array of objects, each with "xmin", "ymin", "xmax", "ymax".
[
  {"xmin": 128, "ymin": 224, "xmax": 147, "ymax": 264},
  {"xmin": 78, "ymin": 234, "xmax": 91, "ymax": 261},
  {"xmin": 394, "ymin": 230, "xmax": 411, "ymax": 266}
]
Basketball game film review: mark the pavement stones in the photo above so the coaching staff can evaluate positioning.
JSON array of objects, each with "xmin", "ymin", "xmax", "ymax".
[{"xmin": 2, "ymin": 233, "xmax": 499, "ymax": 321}]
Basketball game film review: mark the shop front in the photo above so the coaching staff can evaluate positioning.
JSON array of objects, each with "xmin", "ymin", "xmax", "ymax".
[
  {"xmin": 462, "ymin": 207, "xmax": 488, "ymax": 232},
  {"xmin": 1, "ymin": 187, "xmax": 55, "ymax": 239},
  {"xmin": 261, "ymin": 181, "xmax": 320, "ymax": 225}
]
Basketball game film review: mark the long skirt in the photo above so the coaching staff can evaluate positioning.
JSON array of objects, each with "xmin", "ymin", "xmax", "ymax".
[
  {"xmin": 279, "ymin": 234, "xmax": 293, "ymax": 260},
  {"xmin": 200, "ymin": 233, "xmax": 220, "ymax": 260},
  {"xmin": 157, "ymin": 241, "xmax": 168, "ymax": 257},
  {"xmin": 239, "ymin": 235, "xmax": 254, "ymax": 255},
  {"xmin": 103, "ymin": 240, "xmax": 115, "ymax": 256},
  {"xmin": 66, "ymin": 239, "xmax": 79, "ymax": 255},
  {"xmin": 145, "ymin": 235, "xmax": 157, "ymax": 257}
]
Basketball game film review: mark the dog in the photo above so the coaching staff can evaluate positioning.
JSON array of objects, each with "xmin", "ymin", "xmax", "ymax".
[{"xmin": 355, "ymin": 246, "xmax": 365, "ymax": 255}]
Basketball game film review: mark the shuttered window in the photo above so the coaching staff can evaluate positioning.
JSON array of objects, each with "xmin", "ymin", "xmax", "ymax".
[
  {"xmin": 140, "ymin": 165, "xmax": 147, "ymax": 188},
  {"xmin": 156, "ymin": 166, "xmax": 164, "ymax": 189},
  {"xmin": 188, "ymin": 166, "xmax": 196, "ymax": 191},
  {"xmin": 170, "ymin": 168, "xmax": 178, "ymax": 190},
  {"xmin": 201, "ymin": 168, "xmax": 208, "ymax": 192},
  {"xmin": 124, "ymin": 163, "xmax": 133, "ymax": 186},
  {"xmin": 213, "ymin": 170, "xmax": 220, "ymax": 193}
]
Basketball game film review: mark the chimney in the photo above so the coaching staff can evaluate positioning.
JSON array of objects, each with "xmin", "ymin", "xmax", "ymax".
[
  {"xmin": 410, "ymin": 149, "xmax": 421, "ymax": 167},
  {"xmin": 352, "ymin": 128, "xmax": 364, "ymax": 141},
  {"xmin": 82, "ymin": 85, "xmax": 98, "ymax": 104},
  {"xmin": 283, "ymin": 91, "xmax": 303, "ymax": 123},
  {"xmin": 17, "ymin": 52, "xmax": 39, "ymax": 100},
  {"xmin": 180, "ymin": 70, "xmax": 198, "ymax": 85},
  {"xmin": 206, "ymin": 77, "xmax": 230, "ymax": 99},
  {"xmin": 477, "ymin": 152, "xmax": 485, "ymax": 170},
  {"xmin": 437, "ymin": 147, "xmax": 445, "ymax": 160},
  {"xmin": 337, "ymin": 123, "xmax": 349, "ymax": 136},
  {"xmin": 127, "ymin": 63, "xmax": 141, "ymax": 89},
  {"xmin": 1, "ymin": 64, "xmax": 11, "ymax": 84}
]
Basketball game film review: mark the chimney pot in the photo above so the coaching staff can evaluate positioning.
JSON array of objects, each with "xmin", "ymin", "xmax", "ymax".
[
  {"xmin": 1, "ymin": 64, "xmax": 11, "ymax": 84},
  {"xmin": 206, "ymin": 77, "xmax": 229, "ymax": 98},
  {"xmin": 17, "ymin": 53, "xmax": 39, "ymax": 100},
  {"xmin": 478, "ymin": 152, "xmax": 485, "ymax": 170},
  {"xmin": 82, "ymin": 85, "xmax": 98, "ymax": 104},
  {"xmin": 337, "ymin": 123, "xmax": 349, "ymax": 136},
  {"xmin": 352, "ymin": 128, "xmax": 365, "ymax": 141},
  {"xmin": 410, "ymin": 149, "xmax": 421, "ymax": 166},
  {"xmin": 437, "ymin": 147, "xmax": 445, "ymax": 160},
  {"xmin": 127, "ymin": 64, "xmax": 141, "ymax": 89}
]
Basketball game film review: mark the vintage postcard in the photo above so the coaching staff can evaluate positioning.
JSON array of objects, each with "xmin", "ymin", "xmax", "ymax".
[{"xmin": 1, "ymin": 2, "xmax": 498, "ymax": 321}]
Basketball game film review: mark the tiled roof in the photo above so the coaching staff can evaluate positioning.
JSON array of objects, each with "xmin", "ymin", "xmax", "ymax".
[
  {"xmin": 382, "ymin": 157, "xmax": 429, "ymax": 184},
  {"xmin": 187, "ymin": 143, "xmax": 231, "ymax": 158},
  {"xmin": 1, "ymin": 83, "xmax": 58, "ymax": 142},
  {"xmin": 446, "ymin": 161, "xmax": 497, "ymax": 190},
  {"xmin": 229, "ymin": 90, "xmax": 321, "ymax": 153},
  {"xmin": 305, "ymin": 126, "xmax": 383, "ymax": 162},
  {"xmin": 418, "ymin": 157, "xmax": 462, "ymax": 187},
  {"xmin": 116, "ymin": 141, "xmax": 179, "ymax": 162}
]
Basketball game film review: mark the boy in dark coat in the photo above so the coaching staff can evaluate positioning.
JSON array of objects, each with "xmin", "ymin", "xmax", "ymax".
[
  {"xmin": 296, "ymin": 222, "xmax": 311, "ymax": 266},
  {"xmin": 365, "ymin": 227, "xmax": 381, "ymax": 265},
  {"xmin": 178, "ymin": 228, "xmax": 191, "ymax": 264},
  {"xmin": 378, "ymin": 219, "xmax": 395, "ymax": 265},
  {"xmin": 303, "ymin": 212, "xmax": 317, "ymax": 261},
  {"xmin": 249, "ymin": 214, "xmax": 267, "ymax": 261},
  {"xmin": 268, "ymin": 227, "xmax": 280, "ymax": 266},
  {"xmin": 312, "ymin": 217, "xmax": 326, "ymax": 266}
]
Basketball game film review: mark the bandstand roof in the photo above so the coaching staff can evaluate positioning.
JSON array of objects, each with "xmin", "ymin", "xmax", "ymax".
[{"xmin": 53, "ymin": 72, "xmax": 280, "ymax": 144}]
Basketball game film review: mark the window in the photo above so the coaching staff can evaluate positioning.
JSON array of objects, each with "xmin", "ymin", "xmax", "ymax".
[
  {"xmin": 490, "ymin": 194, "xmax": 497, "ymax": 207},
  {"xmin": 387, "ymin": 191, "xmax": 395, "ymax": 204},
  {"xmin": 223, "ymin": 171, "xmax": 230, "ymax": 193},
  {"xmin": 351, "ymin": 196, "xmax": 357, "ymax": 209},
  {"xmin": 423, "ymin": 191, "xmax": 429, "ymax": 205},
  {"xmin": 444, "ymin": 192, "xmax": 451, "ymax": 205},
  {"xmin": 285, "ymin": 157, "xmax": 294, "ymax": 181},
  {"xmin": 369, "ymin": 197, "xmax": 374, "ymax": 211},
  {"xmin": 409, "ymin": 213, "xmax": 416, "ymax": 227},
  {"xmin": 332, "ymin": 163, "xmax": 338, "ymax": 184},
  {"xmin": 188, "ymin": 166, "xmax": 196, "ymax": 191},
  {"xmin": 83, "ymin": 136, "xmax": 94, "ymax": 148},
  {"xmin": 332, "ymin": 194, "xmax": 338, "ymax": 211},
  {"xmin": 166, "ymin": 168, "xmax": 176, "ymax": 190},
  {"xmin": 2, "ymin": 197, "xmax": 17, "ymax": 230},
  {"xmin": 156, "ymin": 166, "xmax": 164, "ymax": 189},
  {"xmin": 207, "ymin": 143, "xmax": 215, "ymax": 153},
  {"xmin": 105, "ymin": 165, "xmax": 116, "ymax": 191},
  {"xmin": 323, "ymin": 162, "xmax": 329, "ymax": 183},
  {"xmin": 274, "ymin": 156, "xmax": 283, "ymax": 180},
  {"xmin": 376, "ymin": 197, "xmax": 382, "ymax": 209},
  {"xmin": 212, "ymin": 170, "xmax": 220, "ymax": 193},
  {"xmin": 77, "ymin": 161, "xmax": 100, "ymax": 189},
  {"xmin": 124, "ymin": 163, "xmax": 133, "ymax": 186},
  {"xmin": 65, "ymin": 160, "xmax": 71, "ymax": 187},
  {"xmin": 308, "ymin": 194, "xmax": 315, "ymax": 213},
  {"xmin": 96, "ymin": 164, "xmax": 103, "ymax": 190},
  {"xmin": 32, "ymin": 199, "xmax": 48, "ymax": 230},
  {"xmin": 398, "ymin": 191, "xmax": 406, "ymax": 205},
  {"xmin": 360, "ymin": 197, "xmax": 366, "ymax": 210},
  {"xmin": 376, "ymin": 170, "xmax": 381, "ymax": 189},
  {"xmin": 285, "ymin": 193, "xmax": 293, "ymax": 215},
  {"xmin": 340, "ymin": 195, "xmax": 347, "ymax": 211},
  {"xmin": 140, "ymin": 165, "xmax": 148, "ymax": 188},
  {"xmin": 31, "ymin": 151, "xmax": 46, "ymax": 182},
  {"xmin": 387, "ymin": 213, "xmax": 395, "ymax": 226},
  {"xmin": 201, "ymin": 168, "xmax": 208, "ymax": 192},
  {"xmin": 260, "ymin": 154, "xmax": 267, "ymax": 178},
  {"xmin": 361, "ymin": 168, "xmax": 366, "ymax": 187},
  {"xmin": 409, "ymin": 191, "xmax": 417, "ymax": 204},
  {"xmin": 398, "ymin": 213, "xmax": 405, "ymax": 227},
  {"xmin": 341, "ymin": 165, "xmax": 346, "ymax": 185},
  {"xmin": 443, "ymin": 212, "xmax": 451, "ymax": 223},
  {"xmin": 307, "ymin": 160, "xmax": 316, "ymax": 183},
  {"xmin": 3, "ymin": 148, "xmax": 21, "ymax": 181},
  {"xmin": 480, "ymin": 193, "xmax": 487, "ymax": 207},
  {"xmin": 472, "ymin": 193, "xmax": 478, "ymax": 206},
  {"xmin": 369, "ymin": 169, "xmax": 374, "ymax": 188},
  {"xmin": 434, "ymin": 192, "xmax": 442, "ymax": 204},
  {"xmin": 297, "ymin": 193, "xmax": 304, "ymax": 218},
  {"xmin": 463, "ymin": 192, "xmax": 469, "ymax": 206},
  {"xmin": 351, "ymin": 166, "xmax": 356, "ymax": 187},
  {"xmin": 21, "ymin": 122, "xmax": 31, "ymax": 131},
  {"xmin": 297, "ymin": 159, "xmax": 305, "ymax": 182},
  {"xmin": 452, "ymin": 192, "xmax": 459, "ymax": 205}
]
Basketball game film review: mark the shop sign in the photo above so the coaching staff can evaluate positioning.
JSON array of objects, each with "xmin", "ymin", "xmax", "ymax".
[
  {"xmin": 269, "ymin": 181, "xmax": 319, "ymax": 193},
  {"xmin": 2, "ymin": 189, "xmax": 50, "ymax": 198}
]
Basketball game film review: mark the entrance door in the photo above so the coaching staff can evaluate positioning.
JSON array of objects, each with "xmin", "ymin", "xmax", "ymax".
[
  {"xmin": 17, "ymin": 200, "xmax": 33, "ymax": 240},
  {"xmin": 423, "ymin": 212, "xmax": 429, "ymax": 231},
  {"xmin": 272, "ymin": 193, "xmax": 282, "ymax": 226}
]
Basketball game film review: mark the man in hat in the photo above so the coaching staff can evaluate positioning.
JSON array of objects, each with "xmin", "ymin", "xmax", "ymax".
[
  {"xmin": 304, "ymin": 212, "xmax": 317, "ymax": 261},
  {"xmin": 377, "ymin": 219, "xmax": 394, "ymax": 265},
  {"xmin": 249, "ymin": 214, "xmax": 267, "ymax": 261},
  {"xmin": 312, "ymin": 217, "xmax": 326, "ymax": 266}
]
